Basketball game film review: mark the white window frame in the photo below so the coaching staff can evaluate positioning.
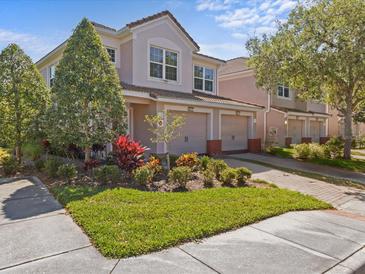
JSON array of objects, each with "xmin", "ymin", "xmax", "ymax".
[
  {"xmin": 106, "ymin": 47, "xmax": 116, "ymax": 63},
  {"xmin": 48, "ymin": 63, "xmax": 57, "ymax": 87},
  {"xmin": 277, "ymin": 84, "xmax": 291, "ymax": 99},
  {"xmin": 193, "ymin": 65, "xmax": 215, "ymax": 93},
  {"xmin": 149, "ymin": 45, "xmax": 178, "ymax": 83}
]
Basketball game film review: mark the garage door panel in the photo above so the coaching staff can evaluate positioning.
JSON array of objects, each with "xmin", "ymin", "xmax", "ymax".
[
  {"xmin": 310, "ymin": 121, "xmax": 321, "ymax": 143},
  {"xmin": 221, "ymin": 115, "xmax": 248, "ymax": 151},
  {"xmin": 169, "ymin": 111, "xmax": 207, "ymax": 155},
  {"xmin": 288, "ymin": 120, "xmax": 303, "ymax": 144}
]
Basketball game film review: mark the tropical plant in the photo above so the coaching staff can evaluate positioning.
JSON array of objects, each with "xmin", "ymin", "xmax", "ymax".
[
  {"xmin": 57, "ymin": 163, "xmax": 78, "ymax": 182},
  {"xmin": 94, "ymin": 165, "xmax": 122, "ymax": 184},
  {"xmin": 0, "ymin": 148, "xmax": 10, "ymax": 164},
  {"xmin": 23, "ymin": 141, "xmax": 43, "ymax": 161},
  {"xmin": 324, "ymin": 137, "xmax": 344, "ymax": 159},
  {"xmin": 0, "ymin": 44, "xmax": 50, "ymax": 163},
  {"xmin": 221, "ymin": 168, "xmax": 237, "ymax": 186},
  {"xmin": 199, "ymin": 155, "xmax": 211, "ymax": 171},
  {"xmin": 45, "ymin": 18, "xmax": 127, "ymax": 163},
  {"xmin": 293, "ymin": 144, "xmax": 311, "ymax": 159},
  {"xmin": 235, "ymin": 167, "xmax": 252, "ymax": 185},
  {"xmin": 2, "ymin": 157, "xmax": 18, "ymax": 175},
  {"xmin": 176, "ymin": 152, "xmax": 199, "ymax": 169},
  {"xmin": 145, "ymin": 110, "xmax": 185, "ymax": 170},
  {"xmin": 44, "ymin": 158, "xmax": 63, "ymax": 178},
  {"xmin": 133, "ymin": 165, "xmax": 154, "ymax": 186},
  {"xmin": 168, "ymin": 166, "xmax": 192, "ymax": 188},
  {"xmin": 207, "ymin": 159, "xmax": 228, "ymax": 180},
  {"xmin": 202, "ymin": 167, "xmax": 215, "ymax": 188},
  {"xmin": 246, "ymin": 0, "xmax": 365, "ymax": 159},
  {"xmin": 145, "ymin": 156, "xmax": 162, "ymax": 175},
  {"xmin": 113, "ymin": 135, "xmax": 147, "ymax": 171}
]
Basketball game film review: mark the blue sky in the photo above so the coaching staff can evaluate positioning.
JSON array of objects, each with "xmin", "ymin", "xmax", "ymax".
[{"xmin": 0, "ymin": 0, "xmax": 296, "ymax": 61}]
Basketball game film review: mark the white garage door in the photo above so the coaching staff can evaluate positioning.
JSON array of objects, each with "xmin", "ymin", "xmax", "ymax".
[
  {"xmin": 310, "ymin": 121, "xmax": 321, "ymax": 143},
  {"xmin": 288, "ymin": 120, "xmax": 303, "ymax": 144},
  {"xmin": 169, "ymin": 111, "xmax": 207, "ymax": 155},
  {"xmin": 221, "ymin": 115, "xmax": 248, "ymax": 151}
]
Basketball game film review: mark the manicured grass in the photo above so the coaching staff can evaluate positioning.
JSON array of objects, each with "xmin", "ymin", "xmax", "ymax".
[
  {"xmin": 269, "ymin": 147, "xmax": 365, "ymax": 173},
  {"xmin": 52, "ymin": 186, "xmax": 330, "ymax": 258},
  {"xmin": 352, "ymin": 150, "xmax": 365, "ymax": 157}
]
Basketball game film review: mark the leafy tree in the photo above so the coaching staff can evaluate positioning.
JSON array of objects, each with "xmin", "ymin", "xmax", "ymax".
[
  {"xmin": 246, "ymin": 0, "xmax": 365, "ymax": 159},
  {"xmin": 47, "ymin": 18, "xmax": 127, "ymax": 162},
  {"xmin": 0, "ymin": 44, "xmax": 50, "ymax": 162},
  {"xmin": 145, "ymin": 111, "xmax": 185, "ymax": 170}
]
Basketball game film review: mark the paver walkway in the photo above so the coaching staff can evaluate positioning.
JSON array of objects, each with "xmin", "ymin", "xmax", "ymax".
[
  {"xmin": 228, "ymin": 153, "xmax": 365, "ymax": 184},
  {"xmin": 224, "ymin": 157, "xmax": 365, "ymax": 217},
  {"xmin": 1, "ymin": 176, "xmax": 365, "ymax": 273}
]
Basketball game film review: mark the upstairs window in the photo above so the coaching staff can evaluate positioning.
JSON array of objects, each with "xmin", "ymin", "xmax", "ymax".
[
  {"xmin": 277, "ymin": 84, "xmax": 290, "ymax": 98},
  {"xmin": 49, "ymin": 64, "xmax": 56, "ymax": 87},
  {"xmin": 106, "ymin": 48, "xmax": 115, "ymax": 63},
  {"xmin": 149, "ymin": 46, "xmax": 177, "ymax": 81},
  {"xmin": 194, "ymin": 65, "xmax": 214, "ymax": 92}
]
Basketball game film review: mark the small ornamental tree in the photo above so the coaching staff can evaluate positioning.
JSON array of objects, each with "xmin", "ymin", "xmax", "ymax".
[
  {"xmin": 46, "ymin": 18, "xmax": 127, "ymax": 162},
  {"xmin": 0, "ymin": 44, "xmax": 50, "ymax": 162},
  {"xmin": 246, "ymin": 0, "xmax": 365, "ymax": 159},
  {"xmin": 145, "ymin": 110, "xmax": 185, "ymax": 170}
]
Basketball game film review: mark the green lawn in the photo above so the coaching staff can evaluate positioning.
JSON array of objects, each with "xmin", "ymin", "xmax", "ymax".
[
  {"xmin": 352, "ymin": 150, "xmax": 365, "ymax": 157},
  {"xmin": 52, "ymin": 186, "xmax": 330, "ymax": 258},
  {"xmin": 269, "ymin": 147, "xmax": 365, "ymax": 173}
]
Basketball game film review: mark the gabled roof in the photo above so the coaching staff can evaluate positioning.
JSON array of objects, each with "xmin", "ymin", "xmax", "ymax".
[
  {"xmin": 219, "ymin": 56, "xmax": 253, "ymax": 76},
  {"xmin": 121, "ymin": 82, "xmax": 264, "ymax": 110},
  {"xmin": 126, "ymin": 10, "xmax": 199, "ymax": 50}
]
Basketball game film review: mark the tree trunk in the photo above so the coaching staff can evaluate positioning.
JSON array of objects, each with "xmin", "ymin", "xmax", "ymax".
[
  {"xmin": 84, "ymin": 147, "xmax": 92, "ymax": 162},
  {"xmin": 166, "ymin": 152, "xmax": 170, "ymax": 171},
  {"xmin": 343, "ymin": 102, "xmax": 353, "ymax": 160}
]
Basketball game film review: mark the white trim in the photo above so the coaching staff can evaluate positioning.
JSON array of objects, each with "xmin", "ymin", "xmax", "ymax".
[{"xmin": 193, "ymin": 64, "xmax": 215, "ymax": 94}]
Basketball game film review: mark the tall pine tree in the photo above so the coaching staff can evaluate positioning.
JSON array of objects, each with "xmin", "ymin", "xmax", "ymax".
[
  {"xmin": 0, "ymin": 44, "xmax": 50, "ymax": 162},
  {"xmin": 47, "ymin": 18, "xmax": 127, "ymax": 162}
]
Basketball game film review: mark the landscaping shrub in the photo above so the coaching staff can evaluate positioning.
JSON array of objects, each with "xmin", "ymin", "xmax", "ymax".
[
  {"xmin": 57, "ymin": 164, "xmax": 78, "ymax": 182},
  {"xmin": 176, "ymin": 153, "xmax": 199, "ymax": 169},
  {"xmin": 202, "ymin": 167, "xmax": 215, "ymax": 188},
  {"xmin": 44, "ymin": 158, "xmax": 63, "ymax": 178},
  {"xmin": 324, "ymin": 137, "xmax": 344, "ymax": 159},
  {"xmin": 0, "ymin": 148, "xmax": 10, "ymax": 164},
  {"xmin": 2, "ymin": 157, "xmax": 18, "ymax": 175},
  {"xmin": 208, "ymin": 159, "xmax": 228, "ymax": 180},
  {"xmin": 84, "ymin": 159, "xmax": 100, "ymax": 171},
  {"xmin": 358, "ymin": 136, "xmax": 365, "ymax": 149},
  {"xmin": 113, "ymin": 135, "xmax": 147, "ymax": 171},
  {"xmin": 293, "ymin": 143, "xmax": 311, "ymax": 159},
  {"xmin": 220, "ymin": 168, "xmax": 237, "ymax": 186},
  {"xmin": 34, "ymin": 159, "xmax": 45, "ymax": 171},
  {"xmin": 23, "ymin": 142, "xmax": 43, "ymax": 161},
  {"xmin": 168, "ymin": 166, "xmax": 192, "ymax": 188},
  {"xmin": 199, "ymin": 155, "xmax": 211, "ymax": 171},
  {"xmin": 133, "ymin": 165, "xmax": 154, "ymax": 186},
  {"xmin": 94, "ymin": 165, "xmax": 122, "ymax": 184},
  {"xmin": 308, "ymin": 143, "xmax": 325, "ymax": 159},
  {"xmin": 145, "ymin": 156, "xmax": 162, "ymax": 175},
  {"xmin": 236, "ymin": 167, "xmax": 252, "ymax": 185}
]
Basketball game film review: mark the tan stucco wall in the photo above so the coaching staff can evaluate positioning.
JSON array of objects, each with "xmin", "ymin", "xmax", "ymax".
[
  {"xmin": 131, "ymin": 18, "xmax": 194, "ymax": 93},
  {"xmin": 120, "ymin": 39, "xmax": 133, "ymax": 84}
]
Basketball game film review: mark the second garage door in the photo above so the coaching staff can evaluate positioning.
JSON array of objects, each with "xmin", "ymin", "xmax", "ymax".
[
  {"xmin": 288, "ymin": 119, "xmax": 303, "ymax": 144},
  {"xmin": 221, "ymin": 115, "xmax": 248, "ymax": 151},
  {"xmin": 310, "ymin": 121, "xmax": 321, "ymax": 143},
  {"xmin": 169, "ymin": 111, "xmax": 207, "ymax": 155}
]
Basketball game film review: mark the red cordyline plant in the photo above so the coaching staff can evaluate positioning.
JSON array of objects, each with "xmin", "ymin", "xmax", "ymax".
[{"xmin": 113, "ymin": 135, "xmax": 148, "ymax": 171}]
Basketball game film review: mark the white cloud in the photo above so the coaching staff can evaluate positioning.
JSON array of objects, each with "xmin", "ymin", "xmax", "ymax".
[
  {"xmin": 196, "ymin": 0, "xmax": 236, "ymax": 11},
  {"xmin": 0, "ymin": 28, "xmax": 58, "ymax": 61},
  {"xmin": 232, "ymin": 32, "xmax": 248, "ymax": 39},
  {"xmin": 215, "ymin": 8, "xmax": 261, "ymax": 28},
  {"xmin": 199, "ymin": 42, "xmax": 247, "ymax": 59}
]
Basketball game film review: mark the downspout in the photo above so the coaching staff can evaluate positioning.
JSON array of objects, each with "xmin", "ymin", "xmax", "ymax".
[{"xmin": 263, "ymin": 92, "xmax": 271, "ymax": 146}]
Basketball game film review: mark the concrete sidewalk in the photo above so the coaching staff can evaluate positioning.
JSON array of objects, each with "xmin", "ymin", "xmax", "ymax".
[
  {"xmin": 224, "ymin": 157, "xmax": 365, "ymax": 217},
  {"xmin": 1, "ymin": 177, "xmax": 365, "ymax": 273},
  {"xmin": 228, "ymin": 153, "xmax": 365, "ymax": 185}
]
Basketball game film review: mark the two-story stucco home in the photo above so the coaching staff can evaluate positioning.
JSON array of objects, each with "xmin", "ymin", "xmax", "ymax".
[
  {"xmin": 36, "ymin": 11, "xmax": 263, "ymax": 156},
  {"xmin": 219, "ymin": 57, "xmax": 331, "ymax": 147}
]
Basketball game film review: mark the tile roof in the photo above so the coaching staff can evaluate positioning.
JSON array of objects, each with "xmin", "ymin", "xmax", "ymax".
[
  {"xmin": 272, "ymin": 106, "xmax": 331, "ymax": 116},
  {"xmin": 121, "ymin": 82, "xmax": 264, "ymax": 109}
]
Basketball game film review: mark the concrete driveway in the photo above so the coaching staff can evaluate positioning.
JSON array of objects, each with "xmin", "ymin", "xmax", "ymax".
[{"xmin": 1, "ymin": 177, "xmax": 365, "ymax": 273}]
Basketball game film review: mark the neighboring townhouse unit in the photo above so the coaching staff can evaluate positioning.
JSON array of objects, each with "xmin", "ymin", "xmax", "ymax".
[
  {"xmin": 36, "ymin": 11, "xmax": 264, "ymax": 156},
  {"xmin": 219, "ymin": 57, "xmax": 331, "ymax": 147}
]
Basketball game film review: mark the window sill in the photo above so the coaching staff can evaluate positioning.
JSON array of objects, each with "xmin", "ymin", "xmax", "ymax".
[{"xmin": 148, "ymin": 77, "xmax": 181, "ymax": 86}]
